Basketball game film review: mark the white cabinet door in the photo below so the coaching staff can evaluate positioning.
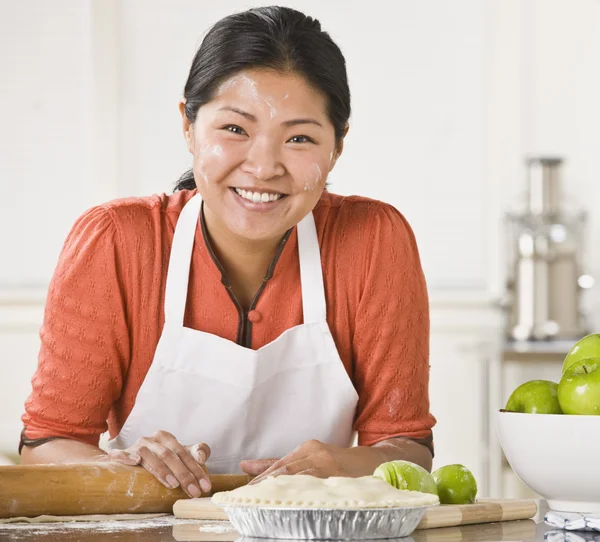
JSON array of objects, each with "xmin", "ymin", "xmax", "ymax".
[
  {"xmin": 428, "ymin": 296, "xmax": 504, "ymax": 497},
  {"xmin": 429, "ymin": 332, "xmax": 489, "ymax": 495}
]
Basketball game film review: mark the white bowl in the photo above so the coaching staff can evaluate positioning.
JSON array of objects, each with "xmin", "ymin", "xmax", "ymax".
[{"xmin": 496, "ymin": 410, "xmax": 600, "ymax": 513}]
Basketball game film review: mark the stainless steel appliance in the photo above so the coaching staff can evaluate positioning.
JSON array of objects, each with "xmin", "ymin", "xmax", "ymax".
[{"xmin": 504, "ymin": 157, "xmax": 593, "ymax": 341}]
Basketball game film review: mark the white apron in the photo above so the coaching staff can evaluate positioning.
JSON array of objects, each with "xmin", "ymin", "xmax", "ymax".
[{"xmin": 107, "ymin": 193, "xmax": 359, "ymax": 473}]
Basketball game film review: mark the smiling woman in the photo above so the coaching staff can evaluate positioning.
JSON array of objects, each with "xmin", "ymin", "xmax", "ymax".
[{"xmin": 19, "ymin": 6, "xmax": 436, "ymax": 497}]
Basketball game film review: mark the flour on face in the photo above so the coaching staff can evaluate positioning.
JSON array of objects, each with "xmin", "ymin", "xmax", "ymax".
[{"xmin": 304, "ymin": 163, "xmax": 323, "ymax": 191}]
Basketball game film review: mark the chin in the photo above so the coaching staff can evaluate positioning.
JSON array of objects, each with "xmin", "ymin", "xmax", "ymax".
[{"xmin": 228, "ymin": 220, "xmax": 289, "ymax": 243}]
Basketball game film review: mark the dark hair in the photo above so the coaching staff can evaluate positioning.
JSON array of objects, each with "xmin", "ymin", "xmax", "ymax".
[{"xmin": 174, "ymin": 5, "xmax": 351, "ymax": 192}]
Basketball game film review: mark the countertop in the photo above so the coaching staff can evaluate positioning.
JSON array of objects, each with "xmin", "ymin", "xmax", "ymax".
[
  {"xmin": 0, "ymin": 501, "xmax": 580, "ymax": 542},
  {"xmin": 501, "ymin": 339, "xmax": 572, "ymax": 362}
]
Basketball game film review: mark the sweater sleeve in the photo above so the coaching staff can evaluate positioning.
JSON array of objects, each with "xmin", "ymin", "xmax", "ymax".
[
  {"xmin": 21, "ymin": 205, "xmax": 130, "ymax": 448},
  {"xmin": 352, "ymin": 203, "xmax": 436, "ymax": 450}
]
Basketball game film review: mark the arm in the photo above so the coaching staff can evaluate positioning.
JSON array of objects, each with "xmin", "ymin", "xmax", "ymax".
[
  {"xmin": 352, "ymin": 202, "xmax": 436, "ymax": 459},
  {"xmin": 20, "ymin": 205, "xmax": 129, "ymax": 457},
  {"xmin": 20, "ymin": 206, "xmax": 211, "ymax": 496},
  {"xmin": 21, "ymin": 438, "xmax": 108, "ymax": 464},
  {"xmin": 350, "ymin": 437, "xmax": 433, "ymax": 476}
]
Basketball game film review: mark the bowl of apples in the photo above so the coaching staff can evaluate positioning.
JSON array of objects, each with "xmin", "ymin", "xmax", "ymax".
[{"xmin": 496, "ymin": 334, "xmax": 600, "ymax": 513}]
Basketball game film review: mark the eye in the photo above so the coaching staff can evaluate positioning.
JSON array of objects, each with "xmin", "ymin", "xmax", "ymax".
[
  {"xmin": 288, "ymin": 135, "xmax": 315, "ymax": 144},
  {"xmin": 223, "ymin": 125, "xmax": 247, "ymax": 135}
]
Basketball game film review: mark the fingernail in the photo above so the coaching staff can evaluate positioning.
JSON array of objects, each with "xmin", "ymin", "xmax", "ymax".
[
  {"xmin": 200, "ymin": 478, "xmax": 211, "ymax": 493},
  {"xmin": 129, "ymin": 453, "xmax": 141, "ymax": 463},
  {"xmin": 188, "ymin": 484, "xmax": 202, "ymax": 498},
  {"xmin": 166, "ymin": 475, "xmax": 179, "ymax": 488},
  {"xmin": 193, "ymin": 445, "xmax": 206, "ymax": 463}
]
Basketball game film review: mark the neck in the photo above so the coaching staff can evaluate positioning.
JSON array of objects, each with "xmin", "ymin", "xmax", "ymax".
[
  {"xmin": 203, "ymin": 205, "xmax": 283, "ymax": 265},
  {"xmin": 202, "ymin": 204, "xmax": 285, "ymax": 308}
]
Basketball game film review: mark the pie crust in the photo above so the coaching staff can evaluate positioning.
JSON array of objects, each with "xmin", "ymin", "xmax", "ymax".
[{"xmin": 211, "ymin": 475, "xmax": 440, "ymax": 509}]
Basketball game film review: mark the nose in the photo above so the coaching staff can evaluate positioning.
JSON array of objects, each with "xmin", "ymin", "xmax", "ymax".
[{"xmin": 241, "ymin": 137, "xmax": 285, "ymax": 181}]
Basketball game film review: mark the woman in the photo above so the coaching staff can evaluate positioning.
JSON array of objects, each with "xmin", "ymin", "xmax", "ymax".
[{"xmin": 21, "ymin": 6, "xmax": 436, "ymax": 500}]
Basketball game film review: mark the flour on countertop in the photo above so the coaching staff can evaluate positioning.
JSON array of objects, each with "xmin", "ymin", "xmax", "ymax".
[
  {"xmin": 0, "ymin": 515, "xmax": 202, "ymax": 535},
  {"xmin": 198, "ymin": 522, "xmax": 237, "ymax": 533}
]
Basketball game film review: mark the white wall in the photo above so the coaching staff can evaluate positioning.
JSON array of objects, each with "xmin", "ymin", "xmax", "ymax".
[
  {"xmin": 0, "ymin": 0, "xmax": 599, "ymax": 491},
  {"xmin": 0, "ymin": 1, "xmax": 120, "ymax": 283},
  {"xmin": 4, "ymin": 0, "xmax": 598, "ymax": 297},
  {"xmin": 119, "ymin": 0, "xmax": 488, "ymax": 288}
]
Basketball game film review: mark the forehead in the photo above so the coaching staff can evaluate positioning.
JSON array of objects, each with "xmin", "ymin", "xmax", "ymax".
[{"xmin": 212, "ymin": 69, "xmax": 328, "ymax": 117}]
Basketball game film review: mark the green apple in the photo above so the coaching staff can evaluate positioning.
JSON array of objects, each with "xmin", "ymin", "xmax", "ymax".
[
  {"xmin": 557, "ymin": 358, "xmax": 600, "ymax": 415},
  {"xmin": 432, "ymin": 464, "xmax": 477, "ymax": 504},
  {"xmin": 505, "ymin": 380, "xmax": 562, "ymax": 414},
  {"xmin": 373, "ymin": 460, "xmax": 438, "ymax": 495},
  {"xmin": 563, "ymin": 334, "xmax": 600, "ymax": 374}
]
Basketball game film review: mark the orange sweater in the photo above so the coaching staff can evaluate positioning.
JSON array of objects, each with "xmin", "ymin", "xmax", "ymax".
[{"xmin": 21, "ymin": 189, "xmax": 436, "ymax": 452}]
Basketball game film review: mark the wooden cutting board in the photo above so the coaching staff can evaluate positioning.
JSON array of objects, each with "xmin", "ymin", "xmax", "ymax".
[{"xmin": 173, "ymin": 497, "xmax": 538, "ymax": 530}]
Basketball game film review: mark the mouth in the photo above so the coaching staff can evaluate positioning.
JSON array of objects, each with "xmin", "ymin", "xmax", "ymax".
[{"xmin": 230, "ymin": 187, "xmax": 288, "ymax": 204}]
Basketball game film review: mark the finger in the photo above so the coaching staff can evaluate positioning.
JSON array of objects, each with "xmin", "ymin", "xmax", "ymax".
[
  {"xmin": 136, "ymin": 445, "xmax": 179, "ymax": 490},
  {"xmin": 112, "ymin": 456, "xmax": 141, "ymax": 466},
  {"xmin": 136, "ymin": 440, "xmax": 201, "ymax": 498},
  {"xmin": 152, "ymin": 433, "xmax": 211, "ymax": 494},
  {"xmin": 184, "ymin": 443, "xmax": 212, "ymax": 493},
  {"xmin": 147, "ymin": 434, "xmax": 207, "ymax": 497},
  {"xmin": 296, "ymin": 467, "xmax": 321, "ymax": 476},
  {"xmin": 239, "ymin": 458, "xmax": 279, "ymax": 476},
  {"xmin": 250, "ymin": 457, "xmax": 305, "ymax": 484},
  {"xmin": 251, "ymin": 458, "xmax": 313, "ymax": 485},
  {"xmin": 247, "ymin": 458, "xmax": 287, "ymax": 484},
  {"xmin": 188, "ymin": 442, "xmax": 211, "ymax": 465},
  {"xmin": 108, "ymin": 449, "xmax": 141, "ymax": 465},
  {"xmin": 248, "ymin": 444, "xmax": 311, "ymax": 485}
]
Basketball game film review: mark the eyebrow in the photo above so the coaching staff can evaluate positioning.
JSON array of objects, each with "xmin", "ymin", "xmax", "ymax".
[{"xmin": 218, "ymin": 106, "xmax": 323, "ymax": 128}]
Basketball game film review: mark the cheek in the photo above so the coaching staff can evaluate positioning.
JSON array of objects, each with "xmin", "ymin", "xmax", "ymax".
[
  {"xmin": 193, "ymin": 142, "xmax": 236, "ymax": 185},
  {"xmin": 296, "ymin": 161, "xmax": 326, "ymax": 192}
]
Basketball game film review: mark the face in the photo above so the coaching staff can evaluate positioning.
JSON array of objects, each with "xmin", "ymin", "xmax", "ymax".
[{"xmin": 180, "ymin": 69, "xmax": 346, "ymax": 242}]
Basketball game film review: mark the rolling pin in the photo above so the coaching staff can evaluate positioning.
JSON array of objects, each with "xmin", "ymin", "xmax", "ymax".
[{"xmin": 0, "ymin": 464, "xmax": 252, "ymax": 519}]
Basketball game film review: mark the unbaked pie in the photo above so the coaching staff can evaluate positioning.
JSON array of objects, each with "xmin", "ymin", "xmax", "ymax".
[{"xmin": 211, "ymin": 475, "xmax": 440, "ymax": 509}]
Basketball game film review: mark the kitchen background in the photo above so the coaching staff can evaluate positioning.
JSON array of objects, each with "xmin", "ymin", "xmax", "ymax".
[{"xmin": 1, "ymin": 0, "xmax": 599, "ymax": 499}]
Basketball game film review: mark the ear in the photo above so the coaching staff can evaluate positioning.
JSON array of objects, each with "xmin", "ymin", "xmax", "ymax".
[
  {"xmin": 179, "ymin": 99, "xmax": 194, "ymax": 154},
  {"xmin": 329, "ymin": 123, "xmax": 349, "ymax": 172}
]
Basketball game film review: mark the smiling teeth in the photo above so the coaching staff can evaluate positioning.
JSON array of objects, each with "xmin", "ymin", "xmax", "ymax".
[{"xmin": 235, "ymin": 188, "xmax": 283, "ymax": 203}]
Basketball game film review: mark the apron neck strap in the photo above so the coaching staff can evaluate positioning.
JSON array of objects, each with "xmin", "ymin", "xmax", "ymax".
[
  {"xmin": 164, "ymin": 193, "xmax": 202, "ymax": 325},
  {"xmin": 164, "ymin": 193, "xmax": 327, "ymax": 326},
  {"xmin": 296, "ymin": 212, "xmax": 327, "ymax": 324}
]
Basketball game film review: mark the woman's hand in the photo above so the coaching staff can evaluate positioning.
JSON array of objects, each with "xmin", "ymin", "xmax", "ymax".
[
  {"xmin": 108, "ymin": 430, "xmax": 211, "ymax": 498},
  {"xmin": 241, "ymin": 440, "xmax": 367, "ymax": 484},
  {"xmin": 241, "ymin": 437, "xmax": 433, "ymax": 485}
]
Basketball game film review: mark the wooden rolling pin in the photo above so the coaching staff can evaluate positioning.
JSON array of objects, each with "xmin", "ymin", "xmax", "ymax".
[{"xmin": 0, "ymin": 464, "xmax": 252, "ymax": 519}]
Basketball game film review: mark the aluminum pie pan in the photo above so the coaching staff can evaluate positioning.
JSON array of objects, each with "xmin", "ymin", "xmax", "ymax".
[{"xmin": 218, "ymin": 503, "xmax": 433, "ymax": 540}]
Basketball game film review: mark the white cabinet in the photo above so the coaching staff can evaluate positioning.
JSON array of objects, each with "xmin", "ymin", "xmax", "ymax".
[
  {"xmin": 428, "ymin": 293, "xmax": 504, "ymax": 497},
  {"xmin": 429, "ymin": 334, "xmax": 488, "ymax": 492}
]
